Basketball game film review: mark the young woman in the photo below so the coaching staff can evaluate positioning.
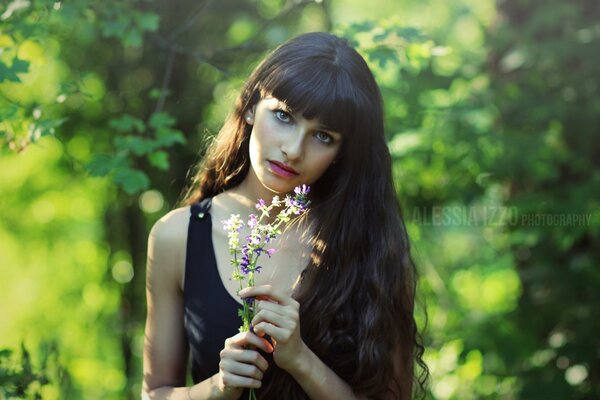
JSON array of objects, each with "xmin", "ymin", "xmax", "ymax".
[{"xmin": 142, "ymin": 32, "xmax": 426, "ymax": 400}]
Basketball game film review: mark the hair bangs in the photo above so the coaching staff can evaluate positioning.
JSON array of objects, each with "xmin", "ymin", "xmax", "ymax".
[{"xmin": 259, "ymin": 61, "xmax": 363, "ymax": 137}]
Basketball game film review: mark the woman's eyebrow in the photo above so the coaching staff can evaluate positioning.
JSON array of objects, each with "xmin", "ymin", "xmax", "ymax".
[
  {"xmin": 273, "ymin": 101, "xmax": 340, "ymax": 134},
  {"xmin": 316, "ymin": 122, "xmax": 340, "ymax": 134},
  {"xmin": 275, "ymin": 101, "xmax": 293, "ymax": 112}
]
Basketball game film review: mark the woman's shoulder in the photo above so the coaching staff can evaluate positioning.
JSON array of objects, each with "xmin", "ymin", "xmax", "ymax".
[
  {"xmin": 149, "ymin": 206, "xmax": 191, "ymax": 246},
  {"xmin": 147, "ymin": 206, "xmax": 192, "ymax": 290}
]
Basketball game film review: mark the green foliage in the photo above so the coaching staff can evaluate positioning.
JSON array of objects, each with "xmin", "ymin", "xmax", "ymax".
[
  {"xmin": 86, "ymin": 112, "xmax": 185, "ymax": 194},
  {"xmin": 342, "ymin": 1, "xmax": 598, "ymax": 399},
  {"xmin": 0, "ymin": 57, "xmax": 30, "ymax": 83},
  {"xmin": 339, "ymin": 20, "xmax": 434, "ymax": 73},
  {"xmin": 98, "ymin": 7, "xmax": 160, "ymax": 47},
  {"xmin": 0, "ymin": 344, "xmax": 50, "ymax": 399},
  {"xmin": 0, "ymin": 0, "xmax": 323, "ymax": 398},
  {"xmin": 0, "ymin": 0, "xmax": 160, "ymax": 154},
  {"xmin": 2, "ymin": 0, "xmax": 598, "ymax": 399},
  {"xmin": 482, "ymin": 0, "xmax": 600, "ymax": 398}
]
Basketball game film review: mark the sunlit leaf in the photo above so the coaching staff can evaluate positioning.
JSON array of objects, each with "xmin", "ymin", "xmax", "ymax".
[
  {"xmin": 123, "ymin": 28, "xmax": 143, "ymax": 47},
  {"xmin": 109, "ymin": 115, "xmax": 145, "ymax": 133},
  {"xmin": 148, "ymin": 112, "xmax": 176, "ymax": 129},
  {"xmin": 148, "ymin": 151, "xmax": 169, "ymax": 170},
  {"xmin": 155, "ymin": 129, "xmax": 185, "ymax": 147},
  {"xmin": 114, "ymin": 168, "xmax": 150, "ymax": 194},
  {"xmin": 134, "ymin": 12, "xmax": 159, "ymax": 32},
  {"xmin": 0, "ymin": 57, "xmax": 30, "ymax": 82}
]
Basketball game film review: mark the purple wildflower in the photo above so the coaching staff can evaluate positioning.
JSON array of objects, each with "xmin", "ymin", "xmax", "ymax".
[
  {"xmin": 294, "ymin": 184, "xmax": 310, "ymax": 196},
  {"xmin": 245, "ymin": 235, "xmax": 260, "ymax": 245},
  {"xmin": 223, "ymin": 184, "xmax": 311, "ymax": 382},
  {"xmin": 240, "ymin": 254, "xmax": 250, "ymax": 274},
  {"xmin": 248, "ymin": 214, "xmax": 258, "ymax": 228},
  {"xmin": 284, "ymin": 197, "xmax": 294, "ymax": 208}
]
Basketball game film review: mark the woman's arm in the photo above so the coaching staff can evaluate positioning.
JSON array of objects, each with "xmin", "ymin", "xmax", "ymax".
[
  {"xmin": 239, "ymin": 285, "xmax": 371, "ymax": 400},
  {"xmin": 288, "ymin": 343, "xmax": 369, "ymax": 400},
  {"xmin": 142, "ymin": 208, "xmax": 271, "ymax": 400},
  {"xmin": 142, "ymin": 208, "xmax": 189, "ymax": 397}
]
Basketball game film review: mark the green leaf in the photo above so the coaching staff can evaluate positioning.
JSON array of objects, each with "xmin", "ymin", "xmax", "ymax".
[
  {"xmin": 148, "ymin": 151, "xmax": 169, "ymax": 170},
  {"xmin": 86, "ymin": 154, "xmax": 127, "ymax": 176},
  {"xmin": 148, "ymin": 88, "xmax": 163, "ymax": 99},
  {"xmin": 114, "ymin": 135, "xmax": 157, "ymax": 156},
  {"xmin": 109, "ymin": 115, "xmax": 145, "ymax": 133},
  {"xmin": 11, "ymin": 57, "xmax": 29, "ymax": 75},
  {"xmin": 123, "ymin": 28, "xmax": 143, "ymax": 47},
  {"xmin": 155, "ymin": 128, "xmax": 185, "ymax": 147},
  {"xmin": 0, "ymin": 349, "xmax": 13, "ymax": 358},
  {"xmin": 100, "ymin": 18, "xmax": 129, "ymax": 39},
  {"xmin": 366, "ymin": 47, "xmax": 397, "ymax": 68},
  {"xmin": 135, "ymin": 12, "xmax": 159, "ymax": 32},
  {"xmin": 149, "ymin": 112, "xmax": 176, "ymax": 129},
  {"xmin": 349, "ymin": 21, "xmax": 375, "ymax": 33},
  {"xmin": 0, "ymin": 103, "xmax": 20, "ymax": 120},
  {"xmin": 373, "ymin": 31, "xmax": 390, "ymax": 42},
  {"xmin": 33, "ymin": 118, "xmax": 67, "ymax": 138},
  {"xmin": 0, "ymin": 57, "xmax": 30, "ymax": 83},
  {"xmin": 114, "ymin": 168, "xmax": 150, "ymax": 194},
  {"xmin": 394, "ymin": 27, "xmax": 424, "ymax": 41}
]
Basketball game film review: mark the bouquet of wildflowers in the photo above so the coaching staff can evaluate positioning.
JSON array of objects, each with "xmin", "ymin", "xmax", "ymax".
[{"xmin": 222, "ymin": 185, "xmax": 310, "ymax": 399}]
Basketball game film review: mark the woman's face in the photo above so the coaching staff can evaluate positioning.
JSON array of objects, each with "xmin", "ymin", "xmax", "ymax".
[{"xmin": 245, "ymin": 96, "xmax": 342, "ymax": 197}]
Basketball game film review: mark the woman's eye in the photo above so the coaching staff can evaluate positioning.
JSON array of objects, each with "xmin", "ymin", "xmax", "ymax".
[
  {"xmin": 274, "ymin": 110, "xmax": 292, "ymax": 123},
  {"xmin": 315, "ymin": 131, "xmax": 333, "ymax": 144}
]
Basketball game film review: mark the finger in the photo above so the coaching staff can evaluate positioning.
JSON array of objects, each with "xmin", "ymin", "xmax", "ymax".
[
  {"xmin": 252, "ymin": 309, "xmax": 296, "ymax": 332},
  {"xmin": 256, "ymin": 299, "xmax": 298, "ymax": 316},
  {"xmin": 253, "ymin": 321, "xmax": 293, "ymax": 343},
  {"xmin": 220, "ymin": 348, "xmax": 270, "ymax": 372},
  {"xmin": 255, "ymin": 301, "xmax": 299, "ymax": 329},
  {"xmin": 239, "ymin": 285, "xmax": 297, "ymax": 306},
  {"xmin": 220, "ymin": 357, "xmax": 265, "ymax": 380},
  {"xmin": 221, "ymin": 370, "xmax": 262, "ymax": 389},
  {"xmin": 226, "ymin": 331, "xmax": 274, "ymax": 353}
]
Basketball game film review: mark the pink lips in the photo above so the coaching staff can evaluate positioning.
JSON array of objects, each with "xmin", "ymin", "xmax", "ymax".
[{"xmin": 268, "ymin": 160, "xmax": 299, "ymax": 178}]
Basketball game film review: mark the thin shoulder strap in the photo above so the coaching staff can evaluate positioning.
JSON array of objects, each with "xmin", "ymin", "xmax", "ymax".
[{"xmin": 189, "ymin": 197, "xmax": 212, "ymax": 220}]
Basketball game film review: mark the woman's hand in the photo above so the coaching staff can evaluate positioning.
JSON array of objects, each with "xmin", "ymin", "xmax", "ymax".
[
  {"xmin": 239, "ymin": 285, "xmax": 307, "ymax": 373},
  {"xmin": 217, "ymin": 331, "xmax": 273, "ymax": 397}
]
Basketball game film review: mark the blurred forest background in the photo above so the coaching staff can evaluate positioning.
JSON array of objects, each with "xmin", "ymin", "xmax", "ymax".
[{"xmin": 1, "ymin": 0, "xmax": 598, "ymax": 399}]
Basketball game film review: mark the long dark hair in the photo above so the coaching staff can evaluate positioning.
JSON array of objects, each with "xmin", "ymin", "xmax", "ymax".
[{"xmin": 181, "ymin": 32, "xmax": 427, "ymax": 399}]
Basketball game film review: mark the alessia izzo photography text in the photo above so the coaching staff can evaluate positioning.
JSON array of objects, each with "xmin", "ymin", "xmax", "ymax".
[{"xmin": 409, "ymin": 206, "xmax": 594, "ymax": 227}]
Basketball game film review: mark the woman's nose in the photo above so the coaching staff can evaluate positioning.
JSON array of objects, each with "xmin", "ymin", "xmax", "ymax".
[{"xmin": 281, "ymin": 128, "xmax": 305, "ymax": 161}]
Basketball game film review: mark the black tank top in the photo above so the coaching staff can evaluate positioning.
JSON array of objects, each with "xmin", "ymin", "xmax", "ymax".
[
  {"xmin": 183, "ymin": 199, "xmax": 273, "ymax": 395},
  {"xmin": 183, "ymin": 198, "xmax": 241, "ymax": 383}
]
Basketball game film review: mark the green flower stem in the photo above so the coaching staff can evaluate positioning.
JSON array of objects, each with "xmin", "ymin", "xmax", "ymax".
[{"xmin": 224, "ymin": 188, "xmax": 310, "ymax": 400}]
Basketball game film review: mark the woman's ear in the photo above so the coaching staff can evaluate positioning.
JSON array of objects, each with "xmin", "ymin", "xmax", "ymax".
[{"xmin": 244, "ymin": 106, "xmax": 256, "ymax": 125}]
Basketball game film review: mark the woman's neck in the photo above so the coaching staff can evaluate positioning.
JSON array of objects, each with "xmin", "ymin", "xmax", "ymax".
[{"xmin": 225, "ymin": 173, "xmax": 281, "ymax": 221}]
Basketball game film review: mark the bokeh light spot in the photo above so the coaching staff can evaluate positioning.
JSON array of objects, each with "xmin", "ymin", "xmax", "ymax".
[
  {"xmin": 112, "ymin": 260, "xmax": 134, "ymax": 283},
  {"xmin": 139, "ymin": 190, "xmax": 164, "ymax": 213},
  {"xmin": 565, "ymin": 364, "xmax": 588, "ymax": 386},
  {"xmin": 31, "ymin": 199, "xmax": 56, "ymax": 224}
]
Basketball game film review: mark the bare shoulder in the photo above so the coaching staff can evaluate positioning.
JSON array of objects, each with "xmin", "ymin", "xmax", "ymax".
[
  {"xmin": 149, "ymin": 206, "xmax": 190, "ymax": 245},
  {"xmin": 147, "ymin": 206, "xmax": 191, "ymax": 290}
]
